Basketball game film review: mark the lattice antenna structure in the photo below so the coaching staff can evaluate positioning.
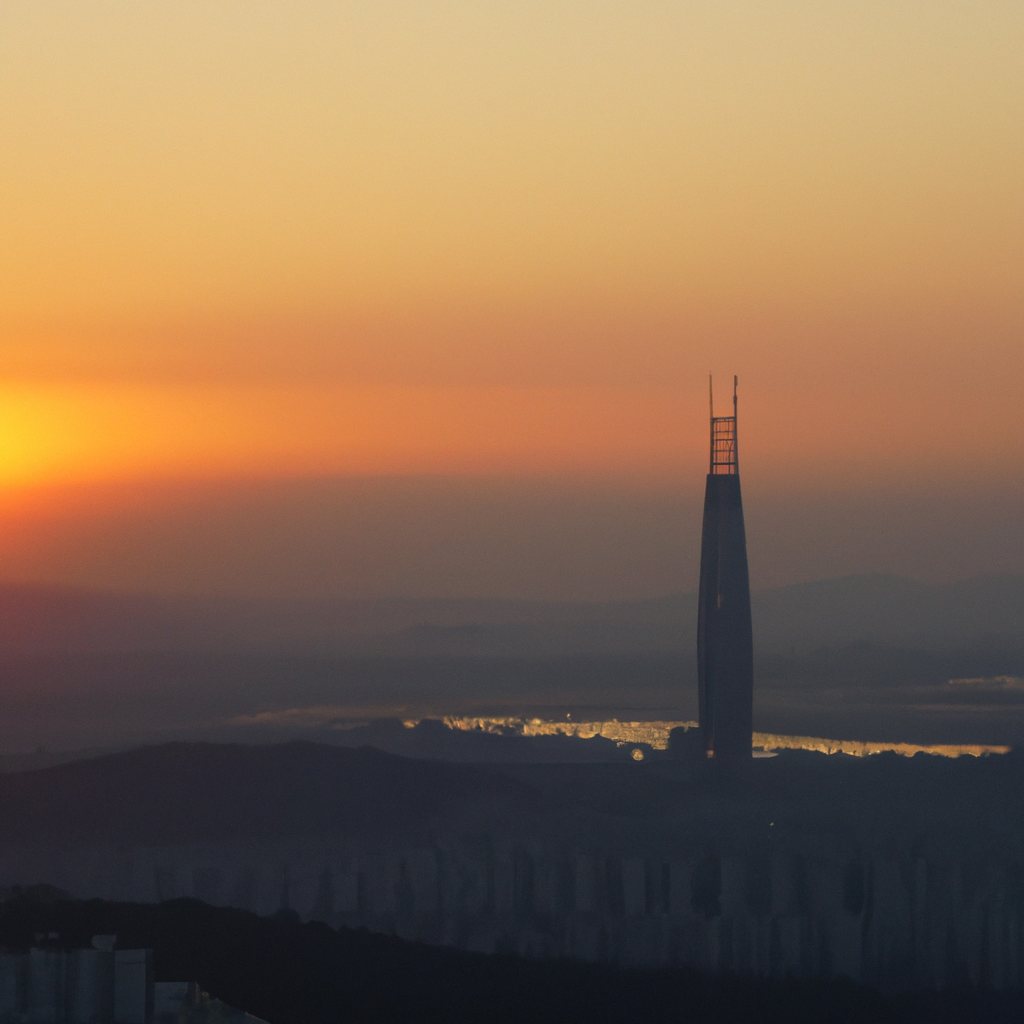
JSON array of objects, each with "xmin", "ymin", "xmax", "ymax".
[{"xmin": 709, "ymin": 375, "xmax": 738, "ymax": 475}]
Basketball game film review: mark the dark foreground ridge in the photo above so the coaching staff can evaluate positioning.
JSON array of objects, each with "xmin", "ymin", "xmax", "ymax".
[{"xmin": 1, "ymin": 893, "xmax": 1021, "ymax": 1024}]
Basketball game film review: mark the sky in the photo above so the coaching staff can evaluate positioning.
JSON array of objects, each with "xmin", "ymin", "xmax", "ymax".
[{"xmin": 0, "ymin": 1, "xmax": 1021, "ymax": 599}]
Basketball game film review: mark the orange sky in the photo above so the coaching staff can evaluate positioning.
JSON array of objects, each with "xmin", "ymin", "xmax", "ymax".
[{"xmin": 0, "ymin": 1, "xmax": 1021, "ymax": 596}]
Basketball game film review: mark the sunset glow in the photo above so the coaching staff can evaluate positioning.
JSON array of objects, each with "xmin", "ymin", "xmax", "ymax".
[{"xmin": 0, "ymin": 1, "xmax": 1021, "ymax": 595}]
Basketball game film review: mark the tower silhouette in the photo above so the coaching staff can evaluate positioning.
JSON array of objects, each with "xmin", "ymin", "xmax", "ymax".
[{"xmin": 697, "ymin": 376, "xmax": 753, "ymax": 762}]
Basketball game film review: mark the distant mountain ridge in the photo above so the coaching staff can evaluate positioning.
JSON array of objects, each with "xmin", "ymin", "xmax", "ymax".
[
  {"xmin": 0, "ymin": 573, "xmax": 1020, "ymax": 656},
  {"xmin": 0, "ymin": 741, "xmax": 527, "ymax": 845}
]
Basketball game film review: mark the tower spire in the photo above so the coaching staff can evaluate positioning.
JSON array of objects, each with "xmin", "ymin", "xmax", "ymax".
[
  {"xmin": 709, "ymin": 376, "xmax": 738, "ymax": 476},
  {"xmin": 733, "ymin": 375, "xmax": 738, "ymax": 469}
]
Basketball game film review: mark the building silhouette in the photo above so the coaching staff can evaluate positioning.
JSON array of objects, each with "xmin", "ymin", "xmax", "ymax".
[{"xmin": 697, "ymin": 376, "xmax": 753, "ymax": 762}]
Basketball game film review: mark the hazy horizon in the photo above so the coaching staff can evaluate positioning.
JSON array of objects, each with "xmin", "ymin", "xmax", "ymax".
[{"xmin": 0, "ymin": 472, "xmax": 1019, "ymax": 601}]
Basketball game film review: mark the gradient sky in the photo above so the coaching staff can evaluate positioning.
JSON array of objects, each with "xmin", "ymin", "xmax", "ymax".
[{"xmin": 0, "ymin": 1, "xmax": 1021, "ymax": 598}]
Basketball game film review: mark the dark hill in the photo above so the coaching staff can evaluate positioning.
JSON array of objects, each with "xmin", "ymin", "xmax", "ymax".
[
  {"xmin": 0, "ymin": 741, "xmax": 532, "ymax": 845},
  {"xmin": 1, "ymin": 896, "xmax": 1019, "ymax": 1024}
]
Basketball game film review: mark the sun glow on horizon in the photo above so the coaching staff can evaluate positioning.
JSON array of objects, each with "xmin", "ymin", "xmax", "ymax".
[{"xmin": 0, "ymin": 364, "xmax": 1018, "ymax": 495}]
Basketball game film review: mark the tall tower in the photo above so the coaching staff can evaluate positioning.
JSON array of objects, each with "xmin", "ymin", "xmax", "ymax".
[{"xmin": 697, "ymin": 376, "xmax": 753, "ymax": 763}]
